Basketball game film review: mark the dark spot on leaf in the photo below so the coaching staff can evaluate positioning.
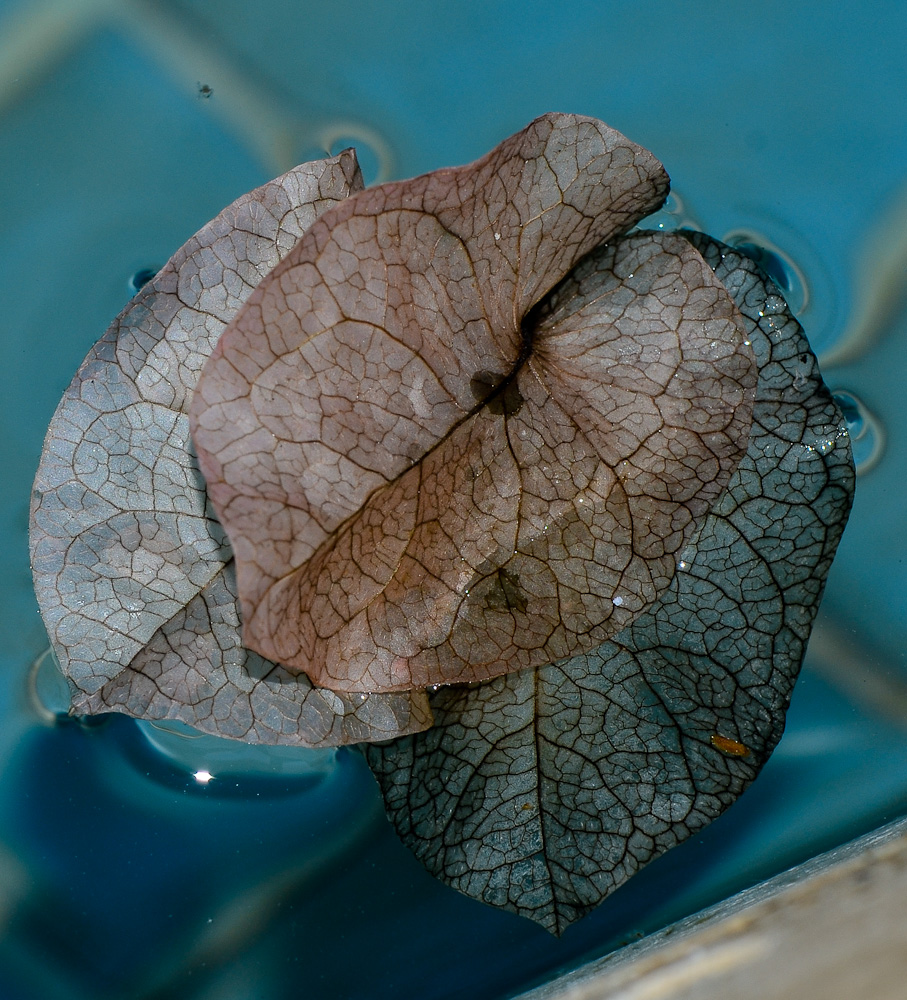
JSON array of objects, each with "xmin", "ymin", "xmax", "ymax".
[
  {"xmin": 470, "ymin": 369, "xmax": 505, "ymax": 401},
  {"xmin": 479, "ymin": 568, "xmax": 528, "ymax": 613},
  {"xmin": 470, "ymin": 370, "xmax": 524, "ymax": 415}
]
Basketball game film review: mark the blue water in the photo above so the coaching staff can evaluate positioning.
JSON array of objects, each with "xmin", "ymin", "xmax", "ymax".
[{"xmin": 2, "ymin": 3, "xmax": 906, "ymax": 998}]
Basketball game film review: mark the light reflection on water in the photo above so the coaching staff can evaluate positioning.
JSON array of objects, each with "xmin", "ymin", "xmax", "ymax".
[{"xmin": 137, "ymin": 717, "xmax": 338, "ymax": 779}]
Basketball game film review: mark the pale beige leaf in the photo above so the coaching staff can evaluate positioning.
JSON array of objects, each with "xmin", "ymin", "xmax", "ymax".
[{"xmin": 30, "ymin": 151, "xmax": 432, "ymax": 744}]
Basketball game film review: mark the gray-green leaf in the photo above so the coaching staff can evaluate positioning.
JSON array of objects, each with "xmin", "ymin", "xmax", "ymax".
[{"xmin": 365, "ymin": 232, "xmax": 855, "ymax": 933}]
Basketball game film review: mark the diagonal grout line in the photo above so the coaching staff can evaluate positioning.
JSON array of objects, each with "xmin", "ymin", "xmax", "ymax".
[
  {"xmin": 0, "ymin": 0, "xmax": 394, "ymax": 181},
  {"xmin": 110, "ymin": 0, "xmax": 307, "ymax": 174},
  {"xmin": 805, "ymin": 616, "xmax": 907, "ymax": 730},
  {"xmin": 819, "ymin": 179, "xmax": 907, "ymax": 368},
  {"xmin": 0, "ymin": 0, "xmax": 120, "ymax": 112},
  {"xmin": 113, "ymin": 0, "xmax": 394, "ymax": 179}
]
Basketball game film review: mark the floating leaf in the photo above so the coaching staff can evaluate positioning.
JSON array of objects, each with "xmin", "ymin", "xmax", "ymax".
[
  {"xmin": 191, "ymin": 113, "xmax": 755, "ymax": 694},
  {"xmin": 29, "ymin": 151, "xmax": 433, "ymax": 745},
  {"xmin": 29, "ymin": 113, "xmax": 854, "ymax": 932},
  {"xmin": 364, "ymin": 233, "xmax": 855, "ymax": 933}
]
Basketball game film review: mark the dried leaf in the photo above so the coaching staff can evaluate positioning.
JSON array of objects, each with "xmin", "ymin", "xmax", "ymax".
[
  {"xmin": 364, "ymin": 233, "xmax": 855, "ymax": 933},
  {"xmin": 29, "ymin": 151, "xmax": 433, "ymax": 745},
  {"xmin": 191, "ymin": 113, "xmax": 755, "ymax": 693},
  {"xmin": 29, "ymin": 112, "xmax": 855, "ymax": 931}
]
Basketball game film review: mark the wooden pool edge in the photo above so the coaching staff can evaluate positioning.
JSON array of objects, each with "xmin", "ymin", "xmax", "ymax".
[{"xmin": 518, "ymin": 814, "xmax": 907, "ymax": 1000}]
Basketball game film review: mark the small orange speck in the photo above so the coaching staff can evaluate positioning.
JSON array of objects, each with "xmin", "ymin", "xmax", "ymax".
[{"xmin": 710, "ymin": 733, "xmax": 751, "ymax": 757}]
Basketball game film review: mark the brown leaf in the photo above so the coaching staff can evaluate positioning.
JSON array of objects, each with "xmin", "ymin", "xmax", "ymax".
[
  {"xmin": 191, "ymin": 114, "xmax": 756, "ymax": 693},
  {"xmin": 29, "ymin": 151, "xmax": 433, "ymax": 745}
]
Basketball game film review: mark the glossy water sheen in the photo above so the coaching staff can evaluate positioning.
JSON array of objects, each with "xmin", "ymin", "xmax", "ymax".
[{"xmin": 1, "ymin": 3, "xmax": 906, "ymax": 998}]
